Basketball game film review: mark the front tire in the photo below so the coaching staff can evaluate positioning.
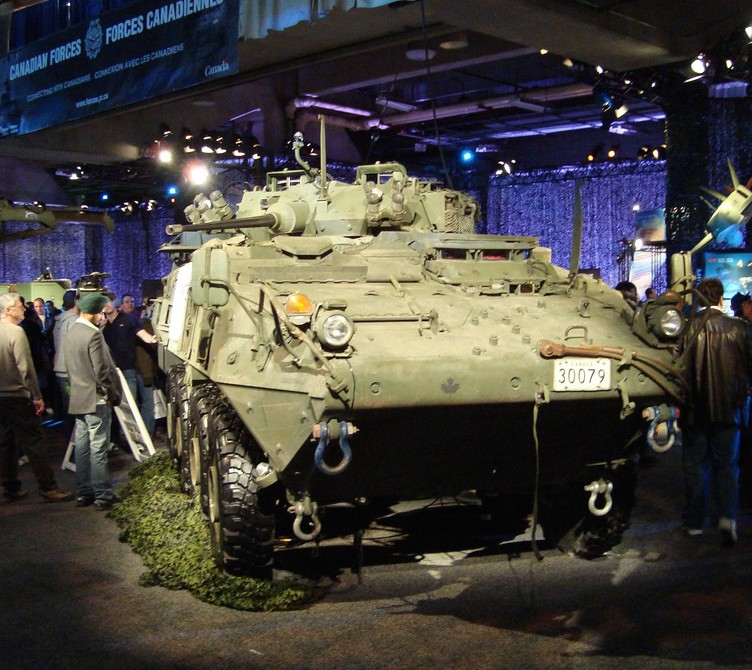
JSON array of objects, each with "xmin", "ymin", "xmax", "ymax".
[
  {"xmin": 165, "ymin": 365, "xmax": 185, "ymax": 463},
  {"xmin": 189, "ymin": 383, "xmax": 220, "ymax": 515},
  {"xmin": 206, "ymin": 408, "xmax": 277, "ymax": 578},
  {"xmin": 174, "ymin": 377, "xmax": 193, "ymax": 495}
]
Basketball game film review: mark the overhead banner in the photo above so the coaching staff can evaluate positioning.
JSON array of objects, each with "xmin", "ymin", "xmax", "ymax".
[{"xmin": 0, "ymin": 0, "xmax": 239, "ymax": 137}]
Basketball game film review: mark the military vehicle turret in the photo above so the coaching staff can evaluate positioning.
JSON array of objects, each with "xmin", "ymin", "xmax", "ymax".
[{"xmin": 153, "ymin": 120, "xmax": 687, "ymax": 577}]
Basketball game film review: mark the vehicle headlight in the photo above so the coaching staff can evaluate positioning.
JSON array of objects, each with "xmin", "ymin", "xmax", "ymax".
[
  {"xmin": 315, "ymin": 312, "xmax": 354, "ymax": 349},
  {"xmin": 650, "ymin": 305, "xmax": 685, "ymax": 340}
]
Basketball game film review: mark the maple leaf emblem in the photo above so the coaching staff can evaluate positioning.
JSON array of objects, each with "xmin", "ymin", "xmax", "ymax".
[{"xmin": 441, "ymin": 378, "xmax": 460, "ymax": 394}]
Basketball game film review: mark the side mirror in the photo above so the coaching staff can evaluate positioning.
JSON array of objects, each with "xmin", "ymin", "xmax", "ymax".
[{"xmin": 191, "ymin": 247, "xmax": 230, "ymax": 307}]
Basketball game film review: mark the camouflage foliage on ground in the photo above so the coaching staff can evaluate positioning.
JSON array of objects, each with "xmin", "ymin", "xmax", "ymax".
[{"xmin": 109, "ymin": 452, "xmax": 321, "ymax": 611}]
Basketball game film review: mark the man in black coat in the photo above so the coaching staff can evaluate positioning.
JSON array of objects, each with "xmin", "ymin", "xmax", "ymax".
[{"xmin": 681, "ymin": 277, "xmax": 752, "ymax": 545}]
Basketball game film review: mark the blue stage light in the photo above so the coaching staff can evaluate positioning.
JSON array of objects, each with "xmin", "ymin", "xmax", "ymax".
[
  {"xmin": 101, "ymin": 193, "xmax": 109, "ymax": 201},
  {"xmin": 461, "ymin": 150, "xmax": 474, "ymax": 163},
  {"xmin": 167, "ymin": 186, "xmax": 178, "ymax": 196}
]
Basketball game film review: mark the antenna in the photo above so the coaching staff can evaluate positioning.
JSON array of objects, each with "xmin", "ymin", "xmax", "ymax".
[
  {"xmin": 319, "ymin": 114, "xmax": 327, "ymax": 201},
  {"xmin": 568, "ymin": 180, "xmax": 585, "ymax": 283}
]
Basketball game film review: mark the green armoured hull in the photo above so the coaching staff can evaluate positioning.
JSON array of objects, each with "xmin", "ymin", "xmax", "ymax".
[{"xmin": 154, "ymin": 151, "xmax": 686, "ymax": 575}]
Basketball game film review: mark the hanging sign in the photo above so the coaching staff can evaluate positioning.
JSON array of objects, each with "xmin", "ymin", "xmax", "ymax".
[
  {"xmin": 634, "ymin": 208, "xmax": 666, "ymax": 244},
  {"xmin": 0, "ymin": 0, "xmax": 239, "ymax": 137}
]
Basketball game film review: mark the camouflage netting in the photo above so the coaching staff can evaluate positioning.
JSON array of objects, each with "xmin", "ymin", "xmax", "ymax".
[{"xmin": 109, "ymin": 452, "xmax": 321, "ymax": 611}]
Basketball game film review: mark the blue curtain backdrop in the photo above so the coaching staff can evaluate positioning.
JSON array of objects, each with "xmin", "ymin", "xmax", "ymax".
[
  {"xmin": 0, "ymin": 208, "xmax": 173, "ymax": 305},
  {"xmin": 487, "ymin": 161, "xmax": 667, "ymax": 289}
]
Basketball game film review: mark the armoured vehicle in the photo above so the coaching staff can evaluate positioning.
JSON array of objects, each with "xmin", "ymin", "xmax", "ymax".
[{"xmin": 153, "ymin": 123, "xmax": 687, "ymax": 577}]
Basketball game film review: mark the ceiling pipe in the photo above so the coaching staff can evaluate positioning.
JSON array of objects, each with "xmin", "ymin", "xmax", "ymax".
[
  {"xmin": 293, "ymin": 110, "xmax": 383, "ymax": 133},
  {"xmin": 287, "ymin": 97, "xmax": 374, "ymax": 118},
  {"xmin": 287, "ymin": 82, "xmax": 593, "ymax": 133}
]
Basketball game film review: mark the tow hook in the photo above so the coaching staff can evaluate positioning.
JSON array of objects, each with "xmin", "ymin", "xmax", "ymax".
[
  {"xmin": 313, "ymin": 420, "xmax": 356, "ymax": 475},
  {"xmin": 642, "ymin": 404, "xmax": 681, "ymax": 453},
  {"xmin": 288, "ymin": 496, "xmax": 321, "ymax": 541},
  {"xmin": 584, "ymin": 479, "xmax": 613, "ymax": 516}
]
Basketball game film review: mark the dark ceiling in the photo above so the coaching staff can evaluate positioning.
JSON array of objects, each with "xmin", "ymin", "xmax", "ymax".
[{"xmin": 1, "ymin": 0, "xmax": 751, "ymax": 207}]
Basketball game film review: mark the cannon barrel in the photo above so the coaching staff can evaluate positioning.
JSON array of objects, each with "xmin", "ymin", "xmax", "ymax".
[{"xmin": 166, "ymin": 213, "xmax": 278, "ymax": 236}]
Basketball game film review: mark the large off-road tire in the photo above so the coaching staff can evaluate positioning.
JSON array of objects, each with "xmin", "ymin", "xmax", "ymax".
[
  {"xmin": 538, "ymin": 461, "xmax": 636, "ymax": 559},
  {"xmin": 165, "ymin": 365, "xmax": 185, "ymax": 463},
  {"xmin": 175, "ymin": 379, "xmax": 193, "ymax": 495},
  {"xmin": 206, "ymin": 409, "xmax": 278, "ymax": 577},
  {"xmin": 188, "ymin": 383, "xmax": 220, "ymax": 515}
]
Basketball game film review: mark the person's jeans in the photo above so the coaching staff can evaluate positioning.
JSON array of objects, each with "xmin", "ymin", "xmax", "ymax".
[
  {"xmin": 74, "ymin": 404, "xmax": 114, "ymax": 502},
  {"xmin": 121, "ymin": 368, "xmax": 155, "ymax": 437},
  {"xmin": 682, "ymin": 421, "xmax": 740, "ymax": 528}
]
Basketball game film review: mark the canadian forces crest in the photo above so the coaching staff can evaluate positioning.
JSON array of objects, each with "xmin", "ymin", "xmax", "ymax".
[{"xmin": 85, "ymin": 19, "xmax": 103, "ymax": 60}]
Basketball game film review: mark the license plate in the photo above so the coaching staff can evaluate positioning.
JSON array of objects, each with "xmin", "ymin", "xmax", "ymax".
[{"xmin": 553, "ymin": 358, "xmax": 611, "ymax": 391}]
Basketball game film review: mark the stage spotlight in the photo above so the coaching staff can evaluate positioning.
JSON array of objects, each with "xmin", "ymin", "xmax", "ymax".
[
  {"xmin": 587, "ymin": 143, "xmax": 603, "ymax": 162},
  {"xmin": 200, "ymin": 130, "xmax": 214, "ymax": 154},
  {"xmin": 167, "ymin": 186, "xmax": 178, "ymax": 196},
  {"xmin": 159, "ymin": 123, "xmax": 172, "ymax": 137},
  {"xmin": 607, "ymin": 146, "xmax": 618, "ymax": 159},
  {"xmin": 497, "ymin": 161, "xmax": 513, "ymax": 174},
  {"xmin": 461, "ymin": 149, "xmax": 474, "ymax": 163},
  {"xmin": 157, "ymin": 147, "xmax": 173, "ymax": 164},
  {"xmin": 594, "ymin": 84, "xmax": 628, "ymax": 129},
  {"xmin": 691, "ymin": 54, "xmax": 706, "ymax": 74},
  {"xmin": 101, "ymin": 193, "xmax": 109, "ymax": 202},
  {"xmin": 180, "ymin": 127, "xmax": 195, "ymax": 153},
  {"xmin": 186, "ymin": 162, "xmax": 210, "ymax": 186},
  {"xmin": 652, "ymin": 144, "xmax": 667, "ymax": 159},
  {"xmin": 232, "ymin": 136, "xmax": 246, "ymax": 157}
]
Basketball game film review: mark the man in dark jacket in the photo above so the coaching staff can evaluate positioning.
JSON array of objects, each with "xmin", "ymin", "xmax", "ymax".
[
  {"xmin": 681, "ymin": 277, "xmax": 752, "ymax": 545},
  {"xmin": 729, "ymin": 292, "xmax": 752, "ymax": 509},
  {"xmin": 102, "ymin": 293, "xmax": 157, "ymax": 438},
  {"xmin": 63, "ymin": 292, "xmax": 123, "ymax": 510}
]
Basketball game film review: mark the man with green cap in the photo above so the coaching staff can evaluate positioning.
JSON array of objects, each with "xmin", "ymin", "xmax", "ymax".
[{"xmin": 62, "ymin": 292, "xmax": 123, "ymax": 510}]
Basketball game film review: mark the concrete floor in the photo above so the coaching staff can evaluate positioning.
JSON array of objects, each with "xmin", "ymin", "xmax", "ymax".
[{"xmin": 1, "ymin": 427, "xmax": 751, "ymax": 670}]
